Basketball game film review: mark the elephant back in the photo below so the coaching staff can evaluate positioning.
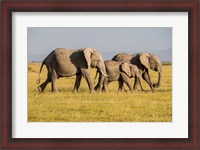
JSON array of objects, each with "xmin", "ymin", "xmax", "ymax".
[
  {"xmin": 112, "ymin": 53, "xmax": 135, "ymax": 63},
  {"xmin": 54, "ymin": 48, "xmax": 74, "ymax": 64}
]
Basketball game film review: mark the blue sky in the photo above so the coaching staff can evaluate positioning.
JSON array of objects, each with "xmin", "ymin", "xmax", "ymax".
[{"xmin": 28, "ymin": 27, "xmax": 172, "ymax": 61}]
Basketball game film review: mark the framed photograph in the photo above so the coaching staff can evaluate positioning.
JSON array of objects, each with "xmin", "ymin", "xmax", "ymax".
[{"xmin": 1, "ymin": 0, "xmax": 199, "ymax": 149}]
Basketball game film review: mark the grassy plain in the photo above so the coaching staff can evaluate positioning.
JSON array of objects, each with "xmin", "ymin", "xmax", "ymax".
[{"xmin": 28, "ymin": 62, "xmax": 172, "ymax": 122}]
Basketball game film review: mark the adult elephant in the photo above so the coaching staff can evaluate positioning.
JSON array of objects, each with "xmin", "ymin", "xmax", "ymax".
[
  {"xmin": 37, "ymin": 47, "xmax": 107, "ymax": 93},
  {"xmin": 112, "ymin": 53, "xmax": 162, "ymax": 92}
]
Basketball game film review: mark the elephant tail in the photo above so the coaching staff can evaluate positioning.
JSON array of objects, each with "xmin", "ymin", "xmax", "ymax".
[{"xmin": 36, "ymin": 61, "xmax": 45, "ymax": 84}]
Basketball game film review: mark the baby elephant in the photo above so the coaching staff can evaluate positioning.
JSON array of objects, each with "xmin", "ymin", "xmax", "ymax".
[{"xmin": 95, "ymin": 60, "xmax": 146, "ymax": 93}]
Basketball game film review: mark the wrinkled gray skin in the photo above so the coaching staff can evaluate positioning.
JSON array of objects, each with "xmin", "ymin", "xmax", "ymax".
[
  {"xmin": 37, "ymin": 47, "xmax": 107, "ymax": 93},
  {"xmin": 95, "ymin": 60, "xmax": 146, "ymax": 93},
  {"xmin": 112, "ymin": 53, "xmax": 162, "ymax": 92}
]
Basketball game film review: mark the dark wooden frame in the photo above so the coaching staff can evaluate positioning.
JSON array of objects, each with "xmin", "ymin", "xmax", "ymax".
[{"xmin": 1, "ymin": 0, "xmax": 199, "ymax": 149}]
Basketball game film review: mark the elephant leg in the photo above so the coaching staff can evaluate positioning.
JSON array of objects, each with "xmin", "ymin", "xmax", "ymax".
[
  {"xmin": 136, "ymin": 74, "xmax": 147, "ymax": 93},
  {"xmin": 73, "ymin": 74, "xmax": 82, "ymax": 93},
  {"xmin": 102, "ymin": 78, "xmax": 109, "ymax": 92},
  {"xmin": 38, "ymin": 78, "xmax": 50, "ymax": 93},
  {"xmin": 94, "ymin": 83, "xmax": 99, "ymax": 91},
  {"xmin": 94, "ymin": 77, "xmax": 100, "ymax": 92},
  {"xmin": 121, "ymin": 74, "xmax": 133, "ymax": 92},
  {"xmin": 123, "ymin": 85, "xmax": 127, "ymax": 93},
  {"xmin": 118, "ymin": 80, "xmax": 124, "ymax": 92},
  {"xmin": 81, "ymin": 70, "xmax": 94, "ymax": 93},
  {"xmin": 142, "ymin": 72, "xmax": 155, "ymax": 92},
  {"xmin": 51, "ymin": 70, "xmax": 58, "ymax": 93},
  {"xmin": 117, "ymin": 81, "xmax": 127, "ymax": 92},
  {"xmin": 38, "ymin": 72, "xmax": 51, "ymax": 93},
  {"xmin": 133, "ymin": 76, "xmax": 139, "ymax": 91},
  {"xmin": 51, "ymin": 79, "xmax": 57, "ymax": 93},
  {"xmin": 94, "ymin": 72, "xmax": 100, "ymax": 91}
]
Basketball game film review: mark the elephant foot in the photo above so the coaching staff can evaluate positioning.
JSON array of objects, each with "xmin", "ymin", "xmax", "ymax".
[
  {"xmin": 52, "ymin": 89, "xmax": 58, "ymax": 93},
  {"xmin": 73, "ymin": 89, "xmax": 79, "ymax": 93},
  {"xmin": 101, "ymin": 88, "xmax": 108, "ymax": 93},
  {"xmin": 118, "ymin": 87, "xmax": 126, "ymax": 92},
  {"xmin": 133, "ymin": 87, "xmax": 138, "ymax": 92},
  {"xmin": 131, "ymin": 89, "xmax": 137, "ymax": 93},
  {"xmin": 122, "ymin": 88, "xmax": 127, "ymax": 93},
  {"xmin": 117, "ymin": 89, "xmax": 122, "ymax": 93},
  {"xmin": 95, "ymin": 89, "xmax": 100, "ymax": 93},
  {"xmin": 118, "ymin": 89, "xmax": 127, "ymax": 93},
  {"xmin": 101, "ymin": 89, "xmax": 106, "ymax": 93},
  {"xmin": 133, "ymin": 89, "xmax": 138, "ymax": 92},
  {"xmin": 37, "ymin": 86, "xmax": 43, "ymax": 93},
  {"xmin": 52, "ymin": 91, "xmax": 57, "ymax": 93},
  {"xmin": 90, "ymin": 90, "xmax": 96, "ymax": 94},
  {"xmin": 150, "ymin": 84, "xmax": 156, "ymax": 92}
]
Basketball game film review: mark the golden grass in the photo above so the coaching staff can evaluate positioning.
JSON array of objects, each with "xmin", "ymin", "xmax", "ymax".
[{"xmin": 28, "ymin": 62, "xmax": 172, "ymax": 122}]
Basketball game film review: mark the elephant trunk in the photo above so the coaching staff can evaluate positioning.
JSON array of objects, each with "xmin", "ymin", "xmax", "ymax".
[
  {"xmin": 95, "ymin": 61, "xmax": 107, "ymax": 92},
  {"xmin": 153, "ymin": 63, "xmax": 162, "ymax": 88},
  {"xmin": 154, "ymin": 63, "xmax": 162, "ymax": 88},
  {"xmin": 156, "ymin": 71, "xmax": 162, "ymax": 88},
  {"xmin": 98, "ymin": 64, "xmax": 107, "ymax": 91}
]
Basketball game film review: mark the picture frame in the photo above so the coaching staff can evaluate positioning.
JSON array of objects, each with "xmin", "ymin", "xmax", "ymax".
[{"xmin": 1, "ymin": 0, "xmax": 199, "ymax": 149}]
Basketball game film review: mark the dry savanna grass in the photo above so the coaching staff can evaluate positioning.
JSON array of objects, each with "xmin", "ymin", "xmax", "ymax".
[{"xmin": 28, "ymin": 62, "xmax": 172, "ymax": 122}]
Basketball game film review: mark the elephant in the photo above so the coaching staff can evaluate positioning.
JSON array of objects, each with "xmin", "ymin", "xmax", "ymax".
[
  {"xmin": 112, "ymin": 53, "xmax": 162, "ymax": 92},
  {"xmin": 36, "ymin": 47, "xmax": 107, "ymax": 93},
  {"xmin": 94, "ymin": 60, "xmax": 146, "ymax": 93}
]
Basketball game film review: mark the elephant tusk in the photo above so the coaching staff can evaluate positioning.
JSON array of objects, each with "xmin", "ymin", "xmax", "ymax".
[{"xmin": 100, "ymin": 69, "xmax": 108, "ymax": 77}]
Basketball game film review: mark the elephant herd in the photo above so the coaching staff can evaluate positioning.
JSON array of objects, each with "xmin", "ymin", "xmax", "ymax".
[{"xmin": 36, "ymin": 47, "xmax": 162, "ymax": 93}]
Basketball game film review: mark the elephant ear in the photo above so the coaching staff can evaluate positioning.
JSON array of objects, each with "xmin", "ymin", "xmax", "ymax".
[
  {"xmin": 83, "ymin": 47, "xmax": 94, "ymax": 68},
  {"xmin": 139, "ymin": 53, "xmax": 151, "ymax": 69},
  {"xmin": 151, "ymin": 54, "xmax": 162, "ymax": 66},
  {"xmin": 121, "ymin": 62, "xmax": 131, "ymax": 77}
]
